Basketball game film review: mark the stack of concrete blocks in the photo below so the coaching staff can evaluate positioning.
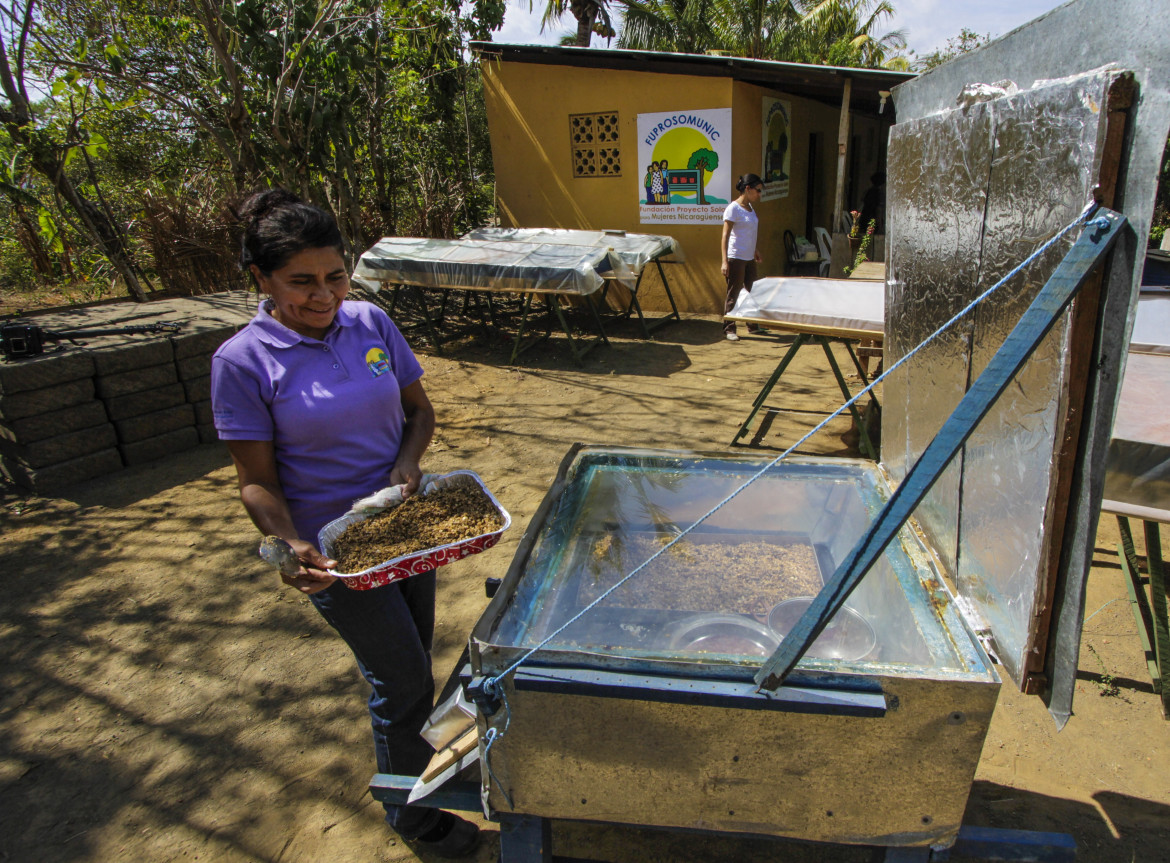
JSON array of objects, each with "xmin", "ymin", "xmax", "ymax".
[
  {"xmin": 0, "ymin": 352, "xmax": 122, "ymax": 491},
  {"xmin": 98, "ymin": 321, "xmax": 241, "ymax": 464},
  {"xmin": 172, "ymin": 324, "xmax": 240, "ymax": 445},
  {"xmin": 0, "ymin": 291, "xmax": 254, "ymax": 493},
  {"xmin": 96, "ymin": 336, "xmax": 197, "ymax": 466}
]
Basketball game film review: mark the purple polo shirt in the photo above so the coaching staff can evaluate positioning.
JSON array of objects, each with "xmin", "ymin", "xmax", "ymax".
[{"xmin": 211, "ymin": 298, "xmax": 424, "ymax": 544}]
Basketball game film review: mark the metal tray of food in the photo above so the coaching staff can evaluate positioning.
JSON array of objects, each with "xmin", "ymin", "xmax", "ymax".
[{"xmin": 318, "ymin": 470, "xmax": 511, "ymax": 591}]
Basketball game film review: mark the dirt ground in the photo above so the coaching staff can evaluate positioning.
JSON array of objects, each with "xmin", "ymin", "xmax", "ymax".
[{"xmin": 1, "ymin": 313, "xmax": 1167, "ymax": 863}]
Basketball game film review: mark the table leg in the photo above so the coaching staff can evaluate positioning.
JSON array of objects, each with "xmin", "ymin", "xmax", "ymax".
[
  {"xmin": 417, "ymin": 287, "xmax": 446, "ymax": 355},
  {"xmin": 1116, "ymin": 516, "xmax": 1160, "ymax": 691},
  {"xmin": 818, "ymin": 336, "xmax": 877, "ymax": 460},
  {"xmin": 655, "ymin": 258, "xmax": 682, "ymax": 326},
  {"xmin": 630, "ymin": 258, "xmax": 682, "ymax": 337},
  {"xmin": 1143, "ymin": 520, "xmax": 1170, "ymax": 716},
  {"xmin": 843, "ymin": 340, "xmax": 882, "ymax": 413},
  {"xmin": 622, "ymin": 270, "xmax": 652, "ymax": 339},
  {"xmin": 510, "ymin": 293, "xmax": 539, "ymax": 364},
  {"xmin": 584, "ymin": 293, "xmax": 611, "ymax": 347},
  {"xmin": 548, "ymin": 295, "xmax": 605, "ymax": 366},
  {"xmin": 732, "ymin": 334, "xmax": 809, "ymax": 443}
]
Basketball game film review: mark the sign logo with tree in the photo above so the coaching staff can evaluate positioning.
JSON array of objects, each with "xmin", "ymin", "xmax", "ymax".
[{"xmin": 637, "ymin": 109, "xmax": 732, "ymax": 225}]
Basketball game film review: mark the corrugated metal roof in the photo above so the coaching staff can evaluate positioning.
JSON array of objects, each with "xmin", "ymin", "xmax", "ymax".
[{"xmin": 468, "ymin": 42, "xmax": 915, "ymax": 115}]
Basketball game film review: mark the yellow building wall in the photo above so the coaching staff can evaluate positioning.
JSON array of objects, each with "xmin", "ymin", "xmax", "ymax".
[{"xmin": 481, "ymin": 60, "xmax": 866, "ymax": 314}]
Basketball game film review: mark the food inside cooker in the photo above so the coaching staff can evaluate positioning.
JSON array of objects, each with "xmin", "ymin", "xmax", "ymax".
[
  {"xmin": 579, "ymin": 533, "xmax": 822, "ymax": 616},
  {"xmin": 332, "ymin": 484, "xmax": 504, "ymax": 573}
]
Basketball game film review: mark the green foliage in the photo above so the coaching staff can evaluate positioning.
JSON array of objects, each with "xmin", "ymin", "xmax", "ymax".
[
  {"xmin": 843, "ymin": 217, "xmax": 876, "ymax": 276},
  {"xmin": 911, "ymin": 27, "xmax": 989, "ymax": 72},
  {"xmin": 617, "ymin": 0, "xmax": 907, "ymax": 68},
  {"xmin": 532, "ymin": 0, "xmax": 616, "ymax": 46},
  {"xmin": 0, "ymin": 233, "xmax": 36, "ymax": 290},
  {"xmin": 0, "ymin": 0, "xmax": 506, "ymax": 300},
  {"xmin": 1152, "ymin": 135, "xmax": 1170, "ymax": 247}
]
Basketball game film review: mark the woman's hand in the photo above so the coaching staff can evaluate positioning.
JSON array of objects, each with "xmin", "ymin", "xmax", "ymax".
[
  {"xmin": 754, "ymin": 250, "xmax": 763, "ymax": 263},
  {"xmin": 283, "ymin": 539, "xmax": 338, "ymax": 594},
  {"xmin": 390, "ymin": 460, "xmax": 423, "ymax": 496},
  {"xmin": 390, "ymin": 380, "xmax": 435, "ymax": 498},
  {"xmin": 227, "ymin": 439, "xmax": 337, "ymax": 595},
  {"xmin": 721, "ymin": 260, "xmax": 730, "ymax": 277}
]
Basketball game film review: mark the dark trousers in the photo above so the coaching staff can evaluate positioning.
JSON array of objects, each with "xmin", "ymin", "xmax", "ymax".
[
  {"xmin": 310, "ymin": 572, "xmax": 440, "ymax": 838},
  {"xmin": 723, "ymin": 258, "xmax": 757, "ymax": 333}
]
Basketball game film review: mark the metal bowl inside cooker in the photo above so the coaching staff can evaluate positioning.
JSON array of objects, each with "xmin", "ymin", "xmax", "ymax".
[
  {"xmin": 767, "ymin": 598, "xmax": 876, "ymax": 661},
  {"xmin": 666, "ymin": 613, "xmax": 780, "ymax": 658}
]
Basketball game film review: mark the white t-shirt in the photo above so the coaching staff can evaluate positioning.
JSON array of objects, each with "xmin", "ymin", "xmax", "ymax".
[{"xmin": 723, "ymin": 200, "xmax": 759, "ymax": 261}]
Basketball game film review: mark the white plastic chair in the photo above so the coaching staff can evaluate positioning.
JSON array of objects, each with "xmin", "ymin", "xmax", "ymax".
[{"xmin": 813, "ymin": 227, "xmax": 832, "ymax": 277}]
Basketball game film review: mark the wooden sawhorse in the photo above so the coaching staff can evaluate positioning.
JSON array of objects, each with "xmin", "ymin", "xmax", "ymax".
[
  {"xmin": 726, "ymin": 322, "xmax": 882, "ymax": 460},
  {"xmin": 598, "ymin": 255, "xmax": 681, "ymax": 338},
  {"xmin": 1103, "ymin": 500, "xmax": 1170, "ymax": 718}
]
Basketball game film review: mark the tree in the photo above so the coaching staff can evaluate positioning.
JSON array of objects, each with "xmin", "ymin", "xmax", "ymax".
[
  {"xmin": 782, "ymin": 0, "xmax": 906, "ymax": 67},
  {"xmin": 0, "ymin": 0, "xmax": 506, "ymax": 299},
  {"xmin": 913, "ymin": 27, "xmax": 989, "ymax": 71},
  {"xmin": 0, "ymin": 2, "xmax": 151, "ymax": 299},
  {"xmin": 533, "ymin": 0, "xmax": 616, "ymax": 47},
  {"xmin": 617, "ymin": 0, "xmax": 716, "ymax": 53},
  {"xmin": 687, "ymin": 147, "xmax": 718, "ymax": 204},
  {"xmin": 616, "ymin": 0, "xmax": 907, "ymax": 68}
]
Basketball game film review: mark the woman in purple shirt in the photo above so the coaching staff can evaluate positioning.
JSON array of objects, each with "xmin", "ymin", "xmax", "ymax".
[{"xmin": 211, "ymin": 190, "xmax": 478, "ymax": 857}]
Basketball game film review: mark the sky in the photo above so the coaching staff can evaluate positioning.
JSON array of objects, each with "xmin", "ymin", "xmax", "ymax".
[{"xmin": 492, "ymin": 0, "xmax": 1070, "ymax": 59}]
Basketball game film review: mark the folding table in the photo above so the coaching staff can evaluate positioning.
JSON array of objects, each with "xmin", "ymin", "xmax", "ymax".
[
  {"xmin": 1102, "ymin": 297, "xmax": 1170, "ymax": 716},
  {"xmin": 463, "ymin": 228, "xmax": 684, "ymax": 338},
  {"xmin": 724, "ymin": 276, "xmax": 884, "ymax": 459},
  {"xmin": 353, "ymin": 237, "xmax": 634, "ymax": 364}
]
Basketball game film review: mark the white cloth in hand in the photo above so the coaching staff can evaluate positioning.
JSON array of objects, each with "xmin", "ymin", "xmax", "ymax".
[{"xmin": 349, "ymin": 484, "xmax": 407, "ymax": 515}]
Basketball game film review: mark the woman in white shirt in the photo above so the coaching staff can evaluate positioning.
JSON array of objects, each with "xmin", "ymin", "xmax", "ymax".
[{"xmin": 721, "ymin": 173, "xmax": 764, "ymax": 340}]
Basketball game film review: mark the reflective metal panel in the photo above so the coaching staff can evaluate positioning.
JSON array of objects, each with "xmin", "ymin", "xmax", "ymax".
[
  {"xmin": 957, "ymin": 73, "xmax": 1113, "ymax": 682},
  {"xmin": 884, "ymin": 69, "xmax": 1119, "ymax": 684},
  {"xmin": 886, "ymin": 102, "xmax": 994, "ymax": 577}
]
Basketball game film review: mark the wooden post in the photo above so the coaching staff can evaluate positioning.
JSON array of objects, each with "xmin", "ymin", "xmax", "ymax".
[{"xmin": 832, "ymin": 77, "xmax": 853, "ymax": 233}]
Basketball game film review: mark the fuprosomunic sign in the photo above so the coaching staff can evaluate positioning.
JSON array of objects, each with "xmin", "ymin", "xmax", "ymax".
[{"xmin": 637, "ymin": 108, "xmax": 732, "ymax": 225}]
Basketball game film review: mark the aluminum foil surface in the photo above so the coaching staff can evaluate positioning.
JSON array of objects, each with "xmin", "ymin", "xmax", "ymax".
[{"xmin": 885, "ymin": 69, "xmax": 1117, "ymax": 684}]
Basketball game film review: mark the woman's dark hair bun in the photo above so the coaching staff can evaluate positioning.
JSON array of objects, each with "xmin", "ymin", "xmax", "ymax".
[
  {"xmin": 735, "ymin": 173, "xmax": 764, "ymax": 193},
  {"xmin": 236, "ymin": 189, "xmax": 301, "ymax": 229},
  {"xmin": 235, "ymin": 188, "xmax": 344, "ymax": 277}
]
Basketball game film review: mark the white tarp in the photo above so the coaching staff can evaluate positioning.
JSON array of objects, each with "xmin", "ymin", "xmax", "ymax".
[
  {"xmin": 728, "ymin": 277, "xmax": 884, "ymax": 337},
  {"xmin": 1129, "ymin": 291, "xmax": 1170, "ymax": 355}
]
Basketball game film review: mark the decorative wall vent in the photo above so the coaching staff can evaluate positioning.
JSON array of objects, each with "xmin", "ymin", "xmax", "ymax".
[{"xmin": 570, "ymin": 112, "xmax": 620, "ymax": 177}]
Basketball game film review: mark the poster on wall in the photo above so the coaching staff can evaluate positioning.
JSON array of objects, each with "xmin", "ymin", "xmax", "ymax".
[
  {"xmin": 637, "ymin": 108, "xmax": 732, "ymax": 225},
  {"xmin": 761, "ymin": 97, "xmax": 791, "ymax": 201}
]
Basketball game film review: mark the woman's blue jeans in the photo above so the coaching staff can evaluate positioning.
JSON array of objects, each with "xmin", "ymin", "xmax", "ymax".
[{"xmin": 310, "ymin": 572, "xmax": 440, "ymax": 839}]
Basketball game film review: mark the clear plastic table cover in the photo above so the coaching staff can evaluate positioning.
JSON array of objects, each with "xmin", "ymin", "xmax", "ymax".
[
  {"xmin": 460, "ymin": 228, "xmax": 684, "ymax": 272},
  {"xmin": 727, "ymin": 277, "xmax": 884, "ymax": 336},
  {"xmin": 488, "ymin": 448, "xmax": 986, "ymax": 676},
  {"xmin": 352, "ymin": 237, "xmax": 635, "ymax": 295}
]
